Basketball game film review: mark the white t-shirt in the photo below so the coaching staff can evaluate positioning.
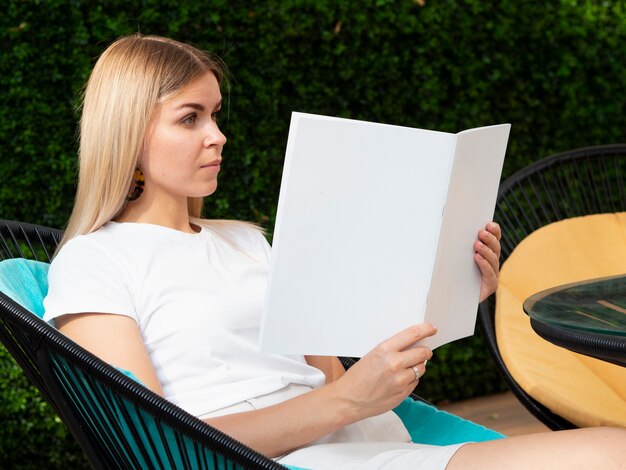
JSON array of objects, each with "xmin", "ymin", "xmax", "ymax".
[{"xmin": 43, "ymin": 221, "xmax": 325, "ymax": 417}]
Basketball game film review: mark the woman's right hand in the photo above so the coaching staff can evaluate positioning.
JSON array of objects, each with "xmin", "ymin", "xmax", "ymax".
[
  {"xmin": 331, "ymin": 323, "xmax": 436, "ymax": 421},
  {"xmin": 206, "ymin": 324, "xmax": 436, "ymax": 457}
]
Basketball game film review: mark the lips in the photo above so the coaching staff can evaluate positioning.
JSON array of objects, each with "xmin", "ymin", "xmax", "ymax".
[{"xmin": 201, "ymin": 159, "xmax": 222, "ymax": 168}]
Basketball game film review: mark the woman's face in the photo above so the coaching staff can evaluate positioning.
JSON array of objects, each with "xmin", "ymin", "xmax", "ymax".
[{"xmin": 140, "ymin": 71, "xmax": 226, "ymax": 206}]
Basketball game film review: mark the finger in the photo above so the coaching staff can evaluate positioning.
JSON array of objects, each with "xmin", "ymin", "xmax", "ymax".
[
  {"xmin": 399, "ymin": 345, "xmax": 433, "ymax": 369},
  {"xmin": 478, "ymin": 229, "xmax": 501, "ymax": 259},
  {"xmin": 474, "ymin": 240, "xmax": 499, "ymax": 273},
  {"xmin": 407, "ymin": 360, "xmax": 429, "ymax": 383},
  {"xmin": 380, "ymin": 323, "xmax": 437, "ymax": 351},
  {"xmin": 486, "ymin": 222, "xmax": 501, "ymax": 241},
  {"xmin": 475, "ymin": 252, "xmax": 499, "ymax": 290},
  {"xmin": 475, "ymin": 250, "xmax": 499, "ymax": 279}
]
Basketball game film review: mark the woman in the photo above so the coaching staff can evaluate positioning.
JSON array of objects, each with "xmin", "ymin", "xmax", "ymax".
[{"xmin": 43, "ymin": 34, "xmax": 625, "ymax": 469}]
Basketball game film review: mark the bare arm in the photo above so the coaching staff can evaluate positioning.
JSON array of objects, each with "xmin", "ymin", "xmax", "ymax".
[
  {"xmin": 57, "ymin": 313, "xmax": 434, "ymax": 457},
  {"xmin": 205, "ymin": 325, "xmax": 434, "ymax": 456},
  {"xmin": 55, "ymin": 313, "xmax": 165, "ymax": 395}
]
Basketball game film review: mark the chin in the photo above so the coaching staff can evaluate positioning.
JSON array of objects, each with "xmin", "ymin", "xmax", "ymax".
[{"xmin": 201, "ymin": 182, "xmax": 218, "ymax": 197}]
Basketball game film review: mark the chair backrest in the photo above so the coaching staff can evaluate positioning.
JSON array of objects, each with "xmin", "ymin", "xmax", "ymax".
[
  {"xmin": 478, "ymin": 144, "xmax": 626, "ymax": 430},
  {"xmin": 0, "ymin": 219, "xmax": 287, "ymax": 469},
  {"xmin": 494, "ymin": 144, "xmax": 626, "ymax": 261},
  {"xmin": 0, "ymin": 219, "xmax": 61, "ymax": 262}
]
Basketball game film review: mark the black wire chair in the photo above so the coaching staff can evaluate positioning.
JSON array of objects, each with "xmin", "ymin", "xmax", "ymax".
[
  {"xmin": 478, "ymin": 144, "xmax": 626, "ymax": 431},
  {"xmin": 0, "ymin": 219, "xmax": 435, "ymax": 469}
]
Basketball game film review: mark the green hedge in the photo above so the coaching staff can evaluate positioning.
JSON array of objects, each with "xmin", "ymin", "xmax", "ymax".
[
  {"xmin": 2, "ymin": 0, "xmax": 626, "ymax": 466},
  {"xmin": 0, "ymin": 354, "xmax": 89, "ymax": 469}
]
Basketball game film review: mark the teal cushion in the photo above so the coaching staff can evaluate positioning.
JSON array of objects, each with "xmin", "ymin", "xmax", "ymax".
[
  {"xmin": 393, "ymin": 397, "xmax": 505, "ymax": 445},
  {"xmin": 116, "ymin": 367, "xmax": 145, "ymax": 385},
  {"xmin": 0, "ymin": 258, "xmax": 50, "ymax": 318}
]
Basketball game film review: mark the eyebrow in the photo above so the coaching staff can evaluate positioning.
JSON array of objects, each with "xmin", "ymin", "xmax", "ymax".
[{"xmin": 177, "ymin": 99, "xmax": 222, "ymax": 112}]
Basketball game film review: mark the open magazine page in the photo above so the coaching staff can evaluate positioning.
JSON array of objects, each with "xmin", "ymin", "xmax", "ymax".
[
  {"xmin": 422, "ymin": 124, "xmax": 510, "ymax": 349},
  {"xmin": 260, "ymin": 113, "xmax": 509, "ymax": 357}
]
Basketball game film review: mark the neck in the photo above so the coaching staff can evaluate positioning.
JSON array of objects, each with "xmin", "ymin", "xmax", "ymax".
[{"xmin": 116, "ymin": 194, "xmax": 197, "ymax": 234}]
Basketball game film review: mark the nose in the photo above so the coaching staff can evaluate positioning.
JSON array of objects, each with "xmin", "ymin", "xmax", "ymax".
[{"xmin": 204, "ymin": 121, "xmax": 227, "ymax": 148}]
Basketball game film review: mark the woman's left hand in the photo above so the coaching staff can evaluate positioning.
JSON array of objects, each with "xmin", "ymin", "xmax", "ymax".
[{"xmin": 475, "ymin": 222, "xmax": 502, "ymax": 302}]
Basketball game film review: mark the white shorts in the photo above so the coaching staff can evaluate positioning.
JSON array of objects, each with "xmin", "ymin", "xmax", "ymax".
[{"xmin": 199, "ymin": 384, "xmax": 467, "ymax": 469}]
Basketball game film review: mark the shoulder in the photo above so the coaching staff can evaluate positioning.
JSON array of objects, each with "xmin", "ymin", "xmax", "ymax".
[
  {"xmin": 54, "ymin": 227, "xmax": 115, "ymax": 262},
  {"xmin": 50, "ymin": 224, "xmax": 136, "ymax": 284},
  {"xmin": 44, "ymin": 225, "xmax": 137, "ymax": 322},
  {"xmin": 51, "ymin": 221, "xmax": 203, "ymax": 286},
  {"xmin": 53, "ymin": 223, "xmax": 130, "ymax": 263}
]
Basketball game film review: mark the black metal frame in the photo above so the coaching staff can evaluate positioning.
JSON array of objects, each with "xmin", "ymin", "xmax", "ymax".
[
  {"xmin": 529, "ymin": 318, "xmax": 626, "ymax": 368},
  {"xmin": 477, "ymin": 144, "xmax": 626, "ymax": 430}
]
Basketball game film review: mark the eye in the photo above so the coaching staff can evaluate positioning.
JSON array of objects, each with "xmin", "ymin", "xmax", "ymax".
[
  {"xmin": 211, "ymin": 109, "xmax": 221, "ymax": 122},
  {"xmin": 181, "ymin": 113, "xmax": 197, "ymax": 126}
]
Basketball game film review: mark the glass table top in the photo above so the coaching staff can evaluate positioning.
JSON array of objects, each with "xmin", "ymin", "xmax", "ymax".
[{"xmin": 523, "ymin": 274, "xmax": 626, "ymax": 337}]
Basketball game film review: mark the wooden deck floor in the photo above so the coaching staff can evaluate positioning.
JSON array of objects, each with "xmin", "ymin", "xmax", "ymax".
[{"xmin": 440, "ymin": 391, "xmax": 550, "ymax": 436}]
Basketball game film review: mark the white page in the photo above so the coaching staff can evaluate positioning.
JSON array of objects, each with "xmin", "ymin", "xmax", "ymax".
[
  {"xmin": 422, "ymin": 124, "xmax": 511, "ymax": 349},
  {"xmin": 260, "ymin": 113, "xmax": 455, "ymax": 356}
]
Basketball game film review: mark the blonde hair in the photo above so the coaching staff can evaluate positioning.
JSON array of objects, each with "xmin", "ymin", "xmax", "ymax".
[{"xmin": 59, "ymin": 34, "xmax": 225, "ymax": 250}]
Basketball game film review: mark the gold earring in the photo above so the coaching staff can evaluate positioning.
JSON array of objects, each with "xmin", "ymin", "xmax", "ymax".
[{"xmin": 127, "ymin": 168, "xmax": 145, "ymax": 201}]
